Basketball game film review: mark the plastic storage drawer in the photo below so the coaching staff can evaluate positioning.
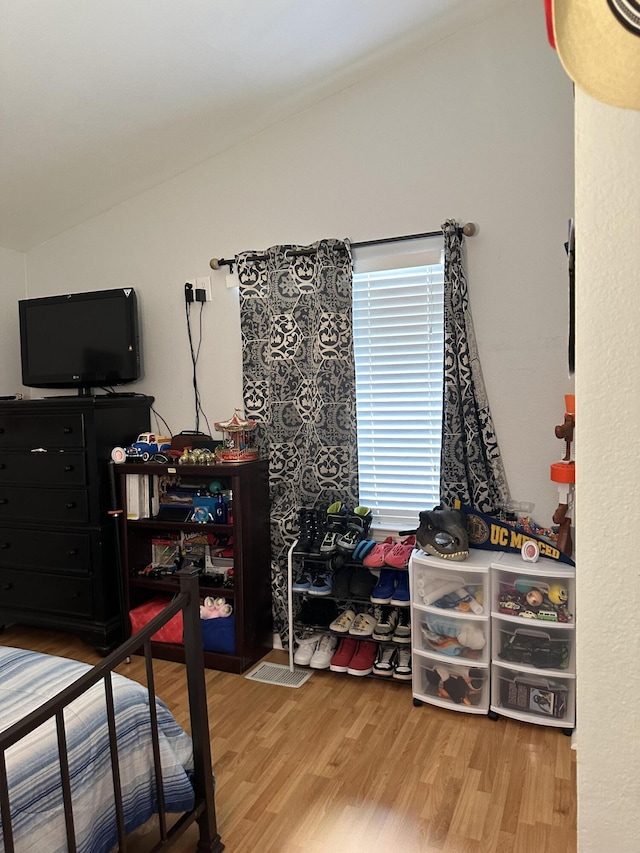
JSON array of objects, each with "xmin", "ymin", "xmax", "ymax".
[
  {"xmin": 410, "ymin": 548, "xmax": 491, "ymax": 616},
  {"xmin": 492, "ymin": 556, "xmax": 575, "ymax": 624},
  {"xmin": 492, "ymin": 664, "xmax": 575, "ymax": 725},
  {"xmin": 492, "ymin": 616, "xmax": 575, "ymax": 672},
  {"xmin": 413, "ymin": 608, "xmax": 489, "ymax": 664},
  {"xmin": 413, "ymin": 654, "xmax": 489, "ymax": 714}
]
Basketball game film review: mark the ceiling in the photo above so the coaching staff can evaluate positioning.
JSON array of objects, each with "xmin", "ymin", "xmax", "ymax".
[{"xmin": 0, "ymin": 0, "xmax": 516, "ymax": 252}]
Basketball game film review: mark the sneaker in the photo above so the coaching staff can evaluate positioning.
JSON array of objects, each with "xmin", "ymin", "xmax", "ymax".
[
  {"xmin": 293, "ymin": 633, "xmax": 321, "ymax": 665},
  {"xmin": 373, "ymin": 644, "xmax": 397, "ymax": 677},
  {"xmin": 363, "ymin": 536, "xmax": 395, "ymax": 568},
  {"xmin": 294, "ymin": 507, "xmax": 317, "ymax": 554},
  {"xmin": 385, "ymin": 535, "xmax": 417, "ymax": 569},
  {"xmin": 309, "ymin": 634, "xmax": 338, "ymax": 669},
  {"xmin": 390, "ymin": 571, "xmax": 410, "ymax": 606},
  {"xmin": 348, "ymin": 612, "xmax": 377, "ymax": 637},
  {"xmin": 372, "ymin": 605, "xmax": 398, "ymax": 640},
  {"xmin": 370, "ymin": 568, "xmax": 397, "ymax": 604},
  {"xmin": 291, "ymin": 570, "xmax": 312, "ymax": 592},
  {"xmin": 320, "ymin": 501, "xmax": 348, "ymax": 555},
  {"xmin": 331, "ymin": 565, "xmax": 352, "ymax": 599},
  {"xmin": 329, "ymin": 608, "xmax": 356, "ymax": 633},
  {"xmin": 336, "ymin": 506, "xmax": 372, "ymax": 553},
  {"xmin": 329, "ymin": 637, "xmax": 359, "ymax": 672},
  {"xmin": 392, "ymin": 608, "xmax": 412, "ymax": 643},
  {"xmin": 308, "ymin": 572, "xmax": 332, "ymax": 596},
  {"xmin": 393, "ymin": 647, "xmax": 412, "ymax": 681},
  {"xmin": 347, "ymin": 640, "xmax": 377, "ymax": 676},
  {"xmin": 349, "ymin": 567, "xmax": 377, "ymax": 599}
]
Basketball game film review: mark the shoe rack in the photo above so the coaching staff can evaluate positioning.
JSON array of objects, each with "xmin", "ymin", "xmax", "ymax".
[{"xmin": 286, "ymin": 535, "xmax": 413, "ymax": 682}]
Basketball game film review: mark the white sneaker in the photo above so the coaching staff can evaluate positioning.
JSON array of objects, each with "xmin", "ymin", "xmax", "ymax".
[
  {"xmin": 293, "ymin": 633, "xmax": 321, "ymax": 665},
  {"xmin": 393, "ymin": 647, "xmax": 412, "ymax": 681},
  {"xmin": 309, "ymin": 634, "xmax": 338, "ymax": 669}
]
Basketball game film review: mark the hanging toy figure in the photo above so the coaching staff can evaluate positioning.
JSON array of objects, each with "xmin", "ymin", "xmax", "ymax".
[{"xmin": 550, "ymin": 395, "xmax": 575, "ymax": 558}]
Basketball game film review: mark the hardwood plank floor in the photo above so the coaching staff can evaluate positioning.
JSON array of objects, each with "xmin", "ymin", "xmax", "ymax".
[{"xmin": 0, "ymin": 626, "xmax": 576, "ymax": 852}]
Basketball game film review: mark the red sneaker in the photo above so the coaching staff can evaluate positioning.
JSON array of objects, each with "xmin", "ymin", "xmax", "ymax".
[
  {"xmin": 347, "ymin": 640, "xmax": 378, "ymax": 676},
  {"xmin": 385, "ymin": 534, "xmax": 417, "ymax": 569},
  {"xmin": 329, "ymin": 637, "xmax": 358, "ymax": 672}
]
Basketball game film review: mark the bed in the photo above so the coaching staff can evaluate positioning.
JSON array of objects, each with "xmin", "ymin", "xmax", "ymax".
[{"xmin": 0, "ymin": 567, "xmax": 223, "ymax": 852}]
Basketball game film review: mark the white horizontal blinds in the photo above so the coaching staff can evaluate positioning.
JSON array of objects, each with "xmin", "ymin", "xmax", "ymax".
[{"xmin": 352, "ymin": 235, "xmax": 444, "ymax": 530}]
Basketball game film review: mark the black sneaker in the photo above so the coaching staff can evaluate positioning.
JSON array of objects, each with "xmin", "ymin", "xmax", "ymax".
[
  {"xmin": 295, "ymin": 507, "xmax": 317, "ymax": 554},
  {"xmin": 349, "ymin": 567, "xmax": 377, "ymax": 599},
  {"xmin": 331, "ymin": 565, "xmax": 353, "ymax": 599},
  {"xmin": 392, "ymin": 608, "xmax": 412, "ymax": 643},
  {"xmin": 307, "ymin": 571, "xmax": 332, "ymax": 596},
  {"xmin": 373, "ymin": 644, "xmax": 397, "ymax": 677},
  {"xmin": 372, "ymin": 605, "xmax": 399, "ymax": 640}
]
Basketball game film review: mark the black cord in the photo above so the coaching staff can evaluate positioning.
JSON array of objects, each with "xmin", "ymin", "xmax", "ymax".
[
  {"xmin": 184, "ymin": 300, "xmax": 213, "ymax": 435},
  {"xmin": 151, "ymin": 405, "xmax": 173, "ymax": 437}
]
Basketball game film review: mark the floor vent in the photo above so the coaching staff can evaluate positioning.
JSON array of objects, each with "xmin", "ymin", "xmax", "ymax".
[{"xmin": 244, "ymin": 662, "xmax": 312, "ymax": 688}]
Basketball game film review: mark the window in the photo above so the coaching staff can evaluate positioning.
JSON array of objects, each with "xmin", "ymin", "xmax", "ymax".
[{"xmin": 352, "ymin": 236, "xmax": 444, "ymax": 531}]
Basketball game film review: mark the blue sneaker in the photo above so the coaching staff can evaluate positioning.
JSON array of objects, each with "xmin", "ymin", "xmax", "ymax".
[
  {"xmin": 308, "ymin": 572, "xmax": 333, "ymax": 596},
  {"xmin": 390, "ymin": 571, "xmax": 410, "ymax": 606},
  {"xmin": 370, "ymin": 568, "xmax": 396, "ymax": 604},
  {"xmin": 292, "ymin": 571, "xmax": 312, "ymax": 592}
]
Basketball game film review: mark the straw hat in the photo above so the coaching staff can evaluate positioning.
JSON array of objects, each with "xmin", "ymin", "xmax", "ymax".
[{"xmin": 547, "ymin": 0, "xmax": 640, "ymax": 110}]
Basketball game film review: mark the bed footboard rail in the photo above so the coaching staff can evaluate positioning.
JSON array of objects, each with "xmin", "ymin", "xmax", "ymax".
[{"xmin": 0, "ymin": 567, "xmax": 223, "ymax": 852}]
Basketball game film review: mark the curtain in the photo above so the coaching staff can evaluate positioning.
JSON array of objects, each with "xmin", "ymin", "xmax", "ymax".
[
  {"xmin": 439, "ymin": 220, "xmax": 510, "ymax": 515},
  {"xmin": 236, "ymin": 239, "xmax": 359, "ymax": 643}
]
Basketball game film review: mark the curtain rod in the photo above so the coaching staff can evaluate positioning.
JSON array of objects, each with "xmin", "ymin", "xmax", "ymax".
[{"xmin": 209, "ymin": 222, "xmax": 476, "ymax": 271}]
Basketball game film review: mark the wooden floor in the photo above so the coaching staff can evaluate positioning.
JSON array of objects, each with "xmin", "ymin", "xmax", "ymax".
[{"xmin": 0, "ymin": 626, "xmax": 576, "ymax": 853}]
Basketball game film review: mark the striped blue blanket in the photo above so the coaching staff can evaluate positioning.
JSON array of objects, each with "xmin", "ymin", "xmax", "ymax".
[{"xmin": 0, "ymin": 646, "xmax": 195, "ymax": 852}]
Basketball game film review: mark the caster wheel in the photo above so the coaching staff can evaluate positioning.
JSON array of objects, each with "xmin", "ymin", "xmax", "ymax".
[
  {"xmin": 488, "ymin": 711, "xmax": 499, "ymax": 721},
  {"xmin": 563, "ymin": 728, "xmax": 573, "ymax": 737},
  {"xmin": 413, "ymin": 698, "xmax": 423, "ymax": 707}
]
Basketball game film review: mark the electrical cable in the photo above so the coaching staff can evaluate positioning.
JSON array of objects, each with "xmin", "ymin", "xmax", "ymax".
[{"xmin": 184, "ymin": 299, "xmax": 212, "ymax": 436}]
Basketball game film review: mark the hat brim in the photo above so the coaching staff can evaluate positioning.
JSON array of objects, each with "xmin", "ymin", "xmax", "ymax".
[{"xmin": 553, "ymin": 0, "xmax": 640, "ymax": 110}]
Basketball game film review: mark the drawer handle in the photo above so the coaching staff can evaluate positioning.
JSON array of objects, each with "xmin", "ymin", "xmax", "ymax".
[
  {"xmin": 3, "ymin": 582, "xmax": 12, "ymax": 591},
  {"xmin": 63, "ymin": 427, "xmax": 73, "ymax": 435},
  {"xmin": 67, "ymin": 549, "xmax": 78, "ymax": 556},
  {"xmin": 66, "ymin": 502, "xmax": 77, "ymax": 509},
  {"xmin": 71, "ymin": 591, "xmax": 80, "ymax": 599},
  {"xmin": 0, "ymin": 542, "xmax": 9, "ymax": 550},
  {"xmin": 0, "ymin": 498, "xmax": 7, "ymax": 505},
  {"xmin": 64, "ymin": 465, "xmax": 74, "ymax": 472}
]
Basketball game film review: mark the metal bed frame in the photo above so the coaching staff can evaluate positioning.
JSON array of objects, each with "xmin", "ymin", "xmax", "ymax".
[{"xmin": 0, "ymin": 567, "xmax": 223, "ymax": 852}]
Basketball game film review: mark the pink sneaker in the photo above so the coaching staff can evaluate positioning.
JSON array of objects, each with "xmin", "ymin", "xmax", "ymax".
[
  {"xmin": 385, "ymin": 535, "xmax": 417, "ymax": 569},
  {"xmin": 362, "ymin": 536, "xmax": 395, "ymax": 568}
]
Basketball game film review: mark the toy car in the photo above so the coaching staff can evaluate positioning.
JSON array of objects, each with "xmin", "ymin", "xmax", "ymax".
[{"xmin": 111, "ymin": 432, "xmax": 171, "ymax": 463}]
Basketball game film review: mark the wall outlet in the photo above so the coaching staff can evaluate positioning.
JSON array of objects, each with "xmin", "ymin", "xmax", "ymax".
[{"xmin": 195, "ymin": 276, "xmax": 212, "ymax": 302}]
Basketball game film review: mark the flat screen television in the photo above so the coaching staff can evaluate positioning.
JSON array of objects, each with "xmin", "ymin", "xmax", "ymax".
[{"xmin": 19, "ymin": 287, "xmax": 142, "ymax": 395}]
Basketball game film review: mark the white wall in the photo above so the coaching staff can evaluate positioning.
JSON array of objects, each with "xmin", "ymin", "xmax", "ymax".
[
  {"xmin": 0, "ymin": 247, "xmax": 26, "ymax": 391},
  {"xmin": 575, "ymin": 94, "xmax": 640, "ymax": 853},
  {"xmin": 22, "ymin": 0, "xmax": 573, "ymax": 526}
]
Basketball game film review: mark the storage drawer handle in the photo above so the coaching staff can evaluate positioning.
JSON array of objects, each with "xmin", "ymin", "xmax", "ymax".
[
  {"xmin": 0, "ymin": 498, "xmax": 7, "ymax": 505},
  {"xmin": 3, "ymin": 583, "xmax": 12, "ymax": 591},
  {"xmin": 64, "ymin": 465, "xmax": 74, "ymax": 472},
  {"xmin": 0, "ymin": 542, "xmax": 9, "ymax": 550},
  {"xmin": 66, "ymin": 502, "xmax": 77, "ymax": 509},
  {"xmin": 71, "ymin": 591, "xmax": 80, "ymax": 599},
  {"xmin": 67, "ymin": 549, "xmax": 78, "ymax": 556},
  {"xmin": 63, "ymin": 427, "xmax": 73, "ymax": 435}
]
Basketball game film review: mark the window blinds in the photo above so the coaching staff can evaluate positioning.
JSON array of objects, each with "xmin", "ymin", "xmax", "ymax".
[{"xmin": 352, "ymin": 236, "xmax": 444, "ymax": 530}]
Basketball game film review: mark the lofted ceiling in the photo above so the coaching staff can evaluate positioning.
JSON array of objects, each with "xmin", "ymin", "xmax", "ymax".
[{"xmin": 0, "ymin": 0, "xmax": 516, "ymax": 252}]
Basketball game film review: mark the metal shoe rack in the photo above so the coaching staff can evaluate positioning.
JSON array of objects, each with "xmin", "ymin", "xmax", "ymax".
[{"xmin": 286, "ymin": 541, "xmax": 412, "ymax": 680}]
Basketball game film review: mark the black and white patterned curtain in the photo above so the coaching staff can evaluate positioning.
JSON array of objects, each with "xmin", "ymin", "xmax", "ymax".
[
  {"xmin": 236, "ymin": 239, "xmax": 359, "ymax": 642},
  {"xmin": 439, "ymin": 220, "xmax": 510, "ymax": 514}
]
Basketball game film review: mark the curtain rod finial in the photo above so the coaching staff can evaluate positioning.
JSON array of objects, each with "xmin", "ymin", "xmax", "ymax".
[
  {"xmin": 210, "ymin": 258, "xmax": 221, "ymax": 270},
  {"xmin": 462, "ymin": 222, "xmax": 477, "ymax": 237}
]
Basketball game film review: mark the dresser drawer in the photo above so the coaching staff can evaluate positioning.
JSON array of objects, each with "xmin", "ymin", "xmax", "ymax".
[
  {"xmin": 0, "ymin": 526, "xmax": 91, "ymax": 575},
  {"xmin": 0, "ymin": 487, "xmax": 89, "ymax": 525},
  {"xmin": 0, "ymin": 451, "xmax": 87, "ymax": 486},
  {"xmin": 0, "ymin": 568, "xmax": 92, "ymax": 617},
  {"xmin": 0, "ymin": 413, "xmax": 85, "ymax": 449}
]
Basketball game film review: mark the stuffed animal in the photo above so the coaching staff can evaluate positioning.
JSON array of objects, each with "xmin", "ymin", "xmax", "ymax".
[
  {"xmin": 420, "ymin": 617, "xmax": 486, "ymax": 657},
  {"xmin": 200, "ymin": 596, "xmax": 233, "ymax": 619}
]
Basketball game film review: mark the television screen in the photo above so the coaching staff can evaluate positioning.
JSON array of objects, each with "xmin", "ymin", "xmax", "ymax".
[{"xmin": 19, "ymin": 288, "xmax": 142, "ymax": 393}]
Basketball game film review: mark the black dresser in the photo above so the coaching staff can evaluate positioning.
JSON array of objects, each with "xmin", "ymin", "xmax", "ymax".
[{"xmin": 0, "ymin": 395, "xmax": 152, "ymax": 652}]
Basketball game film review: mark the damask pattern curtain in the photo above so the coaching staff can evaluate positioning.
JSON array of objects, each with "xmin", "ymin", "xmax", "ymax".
[
  {"xmin": 236, "ymin": 239, "xmax": 359, "ymax": 642},
  {"xmin": 439, "ymin": 220, "xmax": 510, "ymax": 515}
]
